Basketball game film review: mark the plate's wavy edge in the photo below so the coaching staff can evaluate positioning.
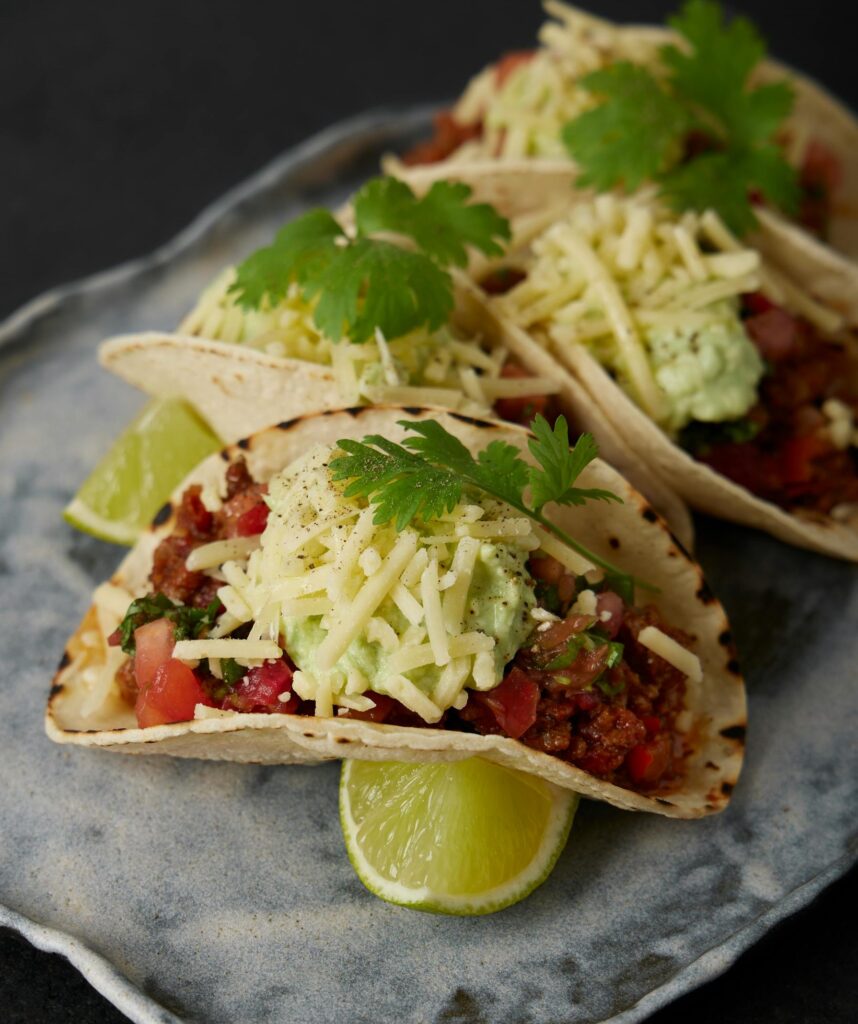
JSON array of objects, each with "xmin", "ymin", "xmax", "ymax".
[
  {"xmin": 0, "ymin": 905, "xmax": 181, "ymax": 1024},
  {"xmin": 0, "ymin": 104, "xmax": 855, "ymax": 1024},
  {"xmin": 0, "ymin": 103, "xmax": 436, "ymax": 346}
]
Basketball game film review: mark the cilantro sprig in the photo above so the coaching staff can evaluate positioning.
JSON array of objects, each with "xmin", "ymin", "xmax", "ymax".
[
  {"xmin": 229, "ymin": 176, "xmax": 510, "ymax": 343},
  {"xmin": 329, "ymin": 415, "xmax": 643, "ymax": 593},
  {"xmin": 117, "ymin": 593, "xmax": 220, "ymax": 656},
  {"xmin": 561, "ymin": 0, "xmax": 800, "ymax": 234}
]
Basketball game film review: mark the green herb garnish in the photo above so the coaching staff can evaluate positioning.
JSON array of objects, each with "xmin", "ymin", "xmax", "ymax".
[
  {"xmin": 221, "ymin": 658, "xmax": 246, "ymax": 687},
  {"xmin": 544, "ymin": 630, "xmax": 624, "ymax": 673},
  {"xmin": 229, "ymin": 176, "xmax": 510, "ymax": 343},
  {"xmin": 561, "ymin": 0, "xmax": 800, "ymax": 234},
  {"xmin": 330, "ymin": 414, "xmax": 641, "ymax": 593},
  {"xmin": 117, "ymin": 594, "xmax": 220, "ymax": 656},
  {"xmin": 678, "ymin": 416, "xmax": 761, "ymax": 455}
]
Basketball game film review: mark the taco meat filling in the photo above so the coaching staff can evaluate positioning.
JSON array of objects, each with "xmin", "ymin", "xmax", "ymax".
[
  {"xmin": 111, "ymin": 464, "xmax": 691, "ymax": 795},
  {"xmin": 683, "ymin": 293, "xmax": 858, "ymax": 518}
]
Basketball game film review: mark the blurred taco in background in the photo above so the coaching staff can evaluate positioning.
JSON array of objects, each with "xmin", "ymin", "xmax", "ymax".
[
  {"xmin": 47, "ymin": 406, "xmax": 745, "ymax": 819},
  {"xmin": 97, "ymin": 175, "xmax": 694, "ymax": 547},
  {"xmin": 472, "ymin": 188, "xmax": 858, "ymax": 560},
  {"xmin": 392, "ymin": 0, "xmax": 858, "ymax": 313}
]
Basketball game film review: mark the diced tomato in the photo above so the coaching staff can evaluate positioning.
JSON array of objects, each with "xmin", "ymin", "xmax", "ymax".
[
  {"xmin": 641, "ymin": 715, "xmax": 662, "ymax": 737},
  {"xmin": 494, "ymin": 49, "xmax": 535, "ymax": 87},
  {"xmin": 535, "ymin": 613, "xmax": 596, "ymax": 653},
  {"xmin": 745, "ymin": 307, "xmax": 799, "ymax": 362},
  {"xmin": 626, "ymin": 733, "xmax": 672, "ymax": 785},
  {"xmin": 135, "ymin": 659, "xmax": 213, "ymax": 727},
  {"xmin": 801, "ymin": 139, "xmax": 843, "ymax": 193},
  {"xmin": 236, "ymin": 501, "xmax": 269, "ymax": 537},
  {"xmin": 743, "ymin": 291, "xmax": 775, "ymax": 316},
  {"xmin": 780, "ymin": 435, "xmax": 833, "ymax": 484},
  {"xmin": 175, "ymin": 485, "xmax": 213, "ymax": 539},
  {"xmin": 401, "ymin": 111, "xmax": 482, "ymax": 166},
  {"xmin": 226, "ymin": 659, "xmax": 297, "ymax": 713},
  {"xmin": 595, "ymin": 591, "xmax": 625, "ymax": 639},
  {"xmin": 494, "ymin": 361, "xmax": 550, "ymax": 426},
  {"xmin": 477, "ymin": 667, "xmax": 539, "ymax": 739},
  {"xmin": 133, "ymin": 618, "xmax": 175, "ymax": 691},
  {"xmin": 529, "ymin": 555, "xmax": 565, "ymax": 584},
  {"xmin": 553, "ymin": 645, "xmax": 611, "ymax": 691},
  {"xmin": 345, "ymin": 693, "xmax": 396, "ymax": 724}
]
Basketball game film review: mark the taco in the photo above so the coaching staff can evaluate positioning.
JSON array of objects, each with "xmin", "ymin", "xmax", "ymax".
[
  {"xmin": 393, "ymin": 1, "xmax": 858, "ymax": 290},
  {"xmin": 47, "ymin": 406, "xmax": 745, "ymax": 819},
  {"xmin": 97, "ymin": 178, "xmax": 694, "ymax": 548},
  {"xmin": 474, "ymin": 189, "xmax": 858, "ymax": 560}
]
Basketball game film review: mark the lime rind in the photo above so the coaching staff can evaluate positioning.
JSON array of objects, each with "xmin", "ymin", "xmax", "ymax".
[
  {"xmin": 64, "ymin": 398, "xmax": 221, "ymax": 546},
  {"xmin": 339, "ymin": 757, "xmax": 578, "ymax": 916}
]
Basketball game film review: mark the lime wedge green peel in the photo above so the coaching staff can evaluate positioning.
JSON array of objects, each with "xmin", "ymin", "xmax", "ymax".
[
  {"xmin": 340, "ymin": 757, "xmax": 578, "ymax": 915},
  {"xmin": 64, "ymin": 398, "xmax": 221, "ymax": 546}
]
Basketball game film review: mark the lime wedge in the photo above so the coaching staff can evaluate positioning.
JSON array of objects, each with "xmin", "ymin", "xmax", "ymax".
[
  {"xmin": 340, "ymin": 757, "xmax": 578, "ymax": 915},
  {"xmin": 64, "ymin": 398, "xmax": 221, "ymax": 545}
]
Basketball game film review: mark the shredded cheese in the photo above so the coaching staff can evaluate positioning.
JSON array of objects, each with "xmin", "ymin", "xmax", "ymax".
[{"xmin": 637, "ymin": 626, "xmax": 702, "ymax": 683}]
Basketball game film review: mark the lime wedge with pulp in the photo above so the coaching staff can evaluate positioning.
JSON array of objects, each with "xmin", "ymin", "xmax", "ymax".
[
  {"xmin": 64, "ymin": 398, "xmax": 221, "ymax": 545},
  {"xmin": 340, "ymin": 757, "xmax": 578, "ymax": 915}
]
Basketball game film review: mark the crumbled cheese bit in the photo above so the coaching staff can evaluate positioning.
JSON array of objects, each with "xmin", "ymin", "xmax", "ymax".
[
  {"xmin": 571, "ymin": 589, "xmax": 597, "ymax": 616},
  {"xmin": 358, "ymin": 546, "xmax": 383, "ymax": 576},
  {"xmin": 531, "ymin": 606, "xmax": 560, "ymax": 623},
  {"xmin": 637, "ymin": 626, "xmax": 702, "ymax": 683}
]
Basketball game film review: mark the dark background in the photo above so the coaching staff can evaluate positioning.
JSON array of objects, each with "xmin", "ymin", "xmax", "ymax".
[{"xmin": 2, "ymin": 1, "xmax": 856, "ymax": 1021}]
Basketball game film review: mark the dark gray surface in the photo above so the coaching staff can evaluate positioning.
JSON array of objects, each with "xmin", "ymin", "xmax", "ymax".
[
  {"xmin": 3, "ymin": 1, "xmax": 857, "ymax": 1021},
  {"xmin": 1, "ymin": 107, "xmax": 856, "ymax": 1024}
]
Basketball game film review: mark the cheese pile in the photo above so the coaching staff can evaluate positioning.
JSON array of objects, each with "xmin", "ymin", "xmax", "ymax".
[
  {"xmin": 451, "ymin": 2, "xmax": 663, "ymax": 161},
  {"xmin": 180, "ymin": 268, "xmax": 558, "ymax": 415},
  {"xmin": 171, "ymin": 445, "xmax": 544, "ymax": 723}
]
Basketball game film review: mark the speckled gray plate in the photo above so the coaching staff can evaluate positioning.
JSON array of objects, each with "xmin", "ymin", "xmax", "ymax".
[{"xmin": 1, "ymin": 109, "xmax": 856, "ymax": 1024}]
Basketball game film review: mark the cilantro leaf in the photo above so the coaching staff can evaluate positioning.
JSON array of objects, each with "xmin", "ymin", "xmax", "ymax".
[
  {"xmin": 230, "ymin": 209, "xmax": 343, "ymax": 309},
  {"xmin": 117, "ymin": 594, "xmax": 221, "ymax": 656},
  {"xmin": 562, "ymin": 63, "xmax": 691, "ymax": 192},
  {"xmin": 330, "ymin": 415, "xmax": 639, "ymax": 592},
  {"xmin": 663, "ymin": 0, "xmax": 765, "ymax": 117},
  {"xmin": 561, "ymin": 0, "xmax": 800, "ymax": 234},
  {"xmin": 229, "ymin": 175, "xmax": 510, "ymax": 343},
  {"xmin": 312, "ymin": 238, "xmax": 453, "ymax": 343},
  {"xmin": 527, "ymin": 416, "xmax": 622, "ymax": 513},
  {"xmin": 331, "ymin": 435, "xmax": 463, "ymax": 530},
  {"xmin": 354, "ymin": 177, "xmax": 510, "ymax": 267}
]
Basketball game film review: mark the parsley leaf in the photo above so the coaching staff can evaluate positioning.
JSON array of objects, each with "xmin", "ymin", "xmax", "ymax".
[
  {"xmin": 229, "ymin": 175, "xmax": 510, "ymax": 343},
  {"xmin": 329, "ymin": 415, "xmax": 641, "ymax": 592},
  {"xmin": 117, "ymin": 594, "xmax": 220, "ymax": 656},
  {"xmin": 561, "ymin": 63, "xmax": 692, "ymax": 192},
  {"xmin": 353, "ymin": 177, "xmax": 510, "ymax": 268},
  {"xmin": 561, "ymin": 0, "xmax": 799, "ymax": 234},
  {"xmin": 527, "ymin": 416, "xmax": 622, "ymax": 513}
]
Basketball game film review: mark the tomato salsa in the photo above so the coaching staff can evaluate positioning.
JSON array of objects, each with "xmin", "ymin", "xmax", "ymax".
[{"xmin": 111, "ymin": 457, "xmax": 693, "ymax": 796}]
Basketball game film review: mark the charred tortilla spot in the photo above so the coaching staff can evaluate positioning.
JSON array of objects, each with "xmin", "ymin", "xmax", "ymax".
[
  {"xmin": 276, "ymin": 418, "xmax": 301, "ymax": 431},
  {"xmin": 49, "ymin": 682, "xmax": 64, "ymax": 698},
  {"xmin": 721, "ymin": 781, "xmax": 734, "ymax": 796},
  {"xmin": 718, "ymin": 630, "xmax": 733, "ymax": 647},
  {"xmin": 236, "ymin": 437, "xmax": 250, "ymax": 450},
  {"xmin": 57, "ymin": 650, "xmax": 71, "ymax": 671},
  {"xmin": 705, "ymin": 761, "xmax": 718, "ymax": 770},
  {"xmin": 401, "ymin": 406, "xmax": 426, "ymax": 416},
  {"xmin": 344, "ymin": 406, "xmax": 363, "ymax": 417},
  {"xmin": 655, "ymin": 798, "xmax": 673, "ymax": 806},
  {"xmin": 696, "ymin": 581, "xmax": 716, "ymax": 604},
  {"xmin": 152, "ymin": 501, "xmax": 172, "ymax": 527},
  {"xmin": 335, "ymin": 737, "xmax": 351, "ymax": 744},
  {"xmin": 608, "ymin": 537, "xmax": 620, "ymax": 550},
  {"xmin": 450, "ymin": 411, "xmax": 493, "ymax": 429},
  {"xmin": 219, "ymin": 448, "xmax": 231, "ymax": 461},
  {"xmin": 641, "ymin": 507, "xmax": 658, "ymax": 523},
  {"xmin": 303, "ymin": 732, "xmax": 314, "ymax": 738},
  {"xmin": 720, "ymin": 724, "xmax": 746, "ymax": 742},
  {"xmin": 726, "ymin": 658, "xmax": 741, "ymax": 676}
]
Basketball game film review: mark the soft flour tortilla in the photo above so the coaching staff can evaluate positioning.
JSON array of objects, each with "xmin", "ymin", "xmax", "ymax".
[
  {"xmin": 386, "ymin": 166, "xmax": 858, "ymax": 561},
  {"xmin": 389, "ymin": 159, "xmax": 858, "ymax": 325},
  {"xmin": 99, "ymin": 275, "xmax": 695, "ymax": 550},
  {"xmin": 48, "ymin": 406, "xmax": 745, "ymax": 819}
]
